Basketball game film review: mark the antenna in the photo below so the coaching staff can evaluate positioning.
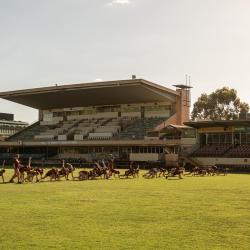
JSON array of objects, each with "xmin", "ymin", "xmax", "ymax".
[
  {"xmin": 188, "ymin": 75, "xmax": 191, "ymax": 108},
  {"xmin": 186, "ymin": 76, "xmax": 188, "ymax": 107}
]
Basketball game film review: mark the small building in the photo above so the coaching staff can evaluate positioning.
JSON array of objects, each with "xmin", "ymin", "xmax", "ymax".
[{"xmin": 0, "ymin": 113, "xmax": 28, "ymax": 140}]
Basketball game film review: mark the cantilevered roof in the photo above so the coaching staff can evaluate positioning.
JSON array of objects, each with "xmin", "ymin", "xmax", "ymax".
[
  {"xmin": 185, "ymin": 120, "xmax": 250, "ymax": 129},
  {"xmin": 0, "ymin": 79, "xmax": 179, "ymax": 110}
]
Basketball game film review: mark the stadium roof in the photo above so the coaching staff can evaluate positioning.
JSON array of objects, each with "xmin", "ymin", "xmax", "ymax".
[
  {"xmin": 0, "ymin": 79, "xmax": 179, "ymax": 110},
  {"xmin": 185, "ymin": 120, "xmax": 250, "ymax": 128}
]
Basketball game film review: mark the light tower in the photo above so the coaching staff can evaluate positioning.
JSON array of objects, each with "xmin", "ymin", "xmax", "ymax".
[{"xmin": 173, "ymin": 76, "xmax": 193, "ymax": 124}]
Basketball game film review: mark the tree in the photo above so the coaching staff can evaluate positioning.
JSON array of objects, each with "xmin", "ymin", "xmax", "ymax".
[{"xmin": 191, "ymin": 87, "xmax": 249, "ymax": 121}]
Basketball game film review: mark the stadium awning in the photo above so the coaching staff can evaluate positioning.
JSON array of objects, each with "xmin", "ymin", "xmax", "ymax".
[
  {"xmin": 0, "ymin": 79, "xmax": 179, "ymax": 110},
  {"xmin": 185, "ymin": 120, "xmax": 250, "ymax": 128}
]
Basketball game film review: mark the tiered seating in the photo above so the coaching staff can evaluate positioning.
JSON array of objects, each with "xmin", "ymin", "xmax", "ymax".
[
  {"xmin": 35, "ymin": 120, "xmax": 79, "ymax": 140},
  {"xmin": 88, "ymin": 118, "xmax": 121, "ymax": 140},
  {"xmin": 88, "ymin": 132, "xmax": 113, "ymax": 140},
  {"xmin": 226, "ymin": 144, "xmax": 250, "ymax": 158},
  {"xmin": 73, "ymin": 127, "xmax": 93, "ymax": 140},
  {"xmin": 7, "ymin": 117, "xmax": 166, "ymax": 141},
  {"xmin": 118, "ymin": 117, "xmax": 165, "ymax": 140},
  {"xmin": 73, "ymin": 118, "xmax": 108, "ymax": 140},
  {"xmin": 8, "ymin": 122, "xmax": 47, "ymax": 141},
  {"xmin": 192, "ymin": 144, "xmax": 232, "ymax": 157},
  {"xmin": 57, "ymin": 120, "xmax": 80, "ymax": 140},
  {"xmin": 72, "ymin": 119, "xmax": 97, "ymax": 140},
  {"xmin": 34, "ymin": 123, "xmax": 62, "ymax": 140}
]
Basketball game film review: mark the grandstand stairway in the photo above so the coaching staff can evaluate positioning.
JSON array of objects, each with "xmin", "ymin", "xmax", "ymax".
[{"xmin": 179, "ymin": 155, "xmax": 202, "ymax": 168}]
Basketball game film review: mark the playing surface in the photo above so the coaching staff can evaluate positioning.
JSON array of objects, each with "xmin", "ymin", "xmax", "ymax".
[{"xmin": 0, "ymin": 170, "xmax": 249, "ymax": 250}]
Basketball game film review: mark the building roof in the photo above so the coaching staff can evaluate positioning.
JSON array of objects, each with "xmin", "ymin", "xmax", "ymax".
[
  {"xmin": 167, "ymin": 124, "xmax": 191, "ymax": 129},
  {"xmin": 0, "ymin": 79, "xmax": 179, "ymax": 110},
  {"xmin": 185, "ymin": 120, "xmax": 250, "ymax": 129},
  {"xmin": 158, "ymin": 124, "xmax": 192, "ymax": 133},
  {"xmin": 172, "ymin": 84, "xmax": 193, "ymax": 89},
  {"xmin": 0, "ymin": 120, "xmax": 28, "ymax": 126}
]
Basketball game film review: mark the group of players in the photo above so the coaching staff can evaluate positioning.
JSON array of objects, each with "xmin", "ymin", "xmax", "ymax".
[
  {"xmin": 1, "ymin": 154, "xmax": 74, "ymax": 184},
  {"xmin": 0, "ymin": 154, "xmax": 228, "ymax": 184},
  {"xmin": 0, "ymin": 154, "xmax": 130, "ymax": 183}
]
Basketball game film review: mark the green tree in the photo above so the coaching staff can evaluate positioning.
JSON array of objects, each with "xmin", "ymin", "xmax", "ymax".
[{"xmin": 191, "ymin": 87, "xmax": 249, "ymax": 120}]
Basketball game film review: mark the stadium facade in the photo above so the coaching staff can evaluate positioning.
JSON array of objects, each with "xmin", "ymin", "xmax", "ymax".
[{"xmin": 0, "ymin": 78, "xmax": 194, "ymax": 164}]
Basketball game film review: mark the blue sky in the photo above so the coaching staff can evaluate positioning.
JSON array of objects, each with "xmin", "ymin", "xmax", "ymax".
[{"xmin": 0, "ymin": 0, "xmax": 250, "ymax": 123}]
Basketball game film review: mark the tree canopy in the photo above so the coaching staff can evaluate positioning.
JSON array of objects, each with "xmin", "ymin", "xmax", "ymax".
[{"xmin": 191, "ymin": 87, "xmax": 249, "ymax": 121}]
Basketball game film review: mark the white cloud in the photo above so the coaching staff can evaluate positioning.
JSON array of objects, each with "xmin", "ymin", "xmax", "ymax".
[{"xmin": 106, "ymin": 0, "xmax": 131, "ymax": 7}]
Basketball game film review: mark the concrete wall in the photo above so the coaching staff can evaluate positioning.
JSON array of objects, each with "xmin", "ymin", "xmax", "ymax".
[
  {"xmin": 68, "ymin": 112, "xmax": 119, "ymax": 120},
  {"xmin": 58, "ymin": 153, "xmax": 91, "ymax": 161},
  {"xmin": 193, "ymin": 157, "xmax": 250, "ymax": 166},
  {"xmin": 41, "ymin": 102, "xmax": 173, "ymax": 121},
  {"xmin": 121, "ymin": 112, "xmax": 141, "ymax": 118},
  {"xmin": 180, "ymin": 138, "xmax": 197, "ymax": 146},
  {"xmin": 130, "ymin": 153, "xmax": 160, "ymax": 161},
  {"xmin": 144, "ymin": 110, "xmax": 170, "ymax": 118}
]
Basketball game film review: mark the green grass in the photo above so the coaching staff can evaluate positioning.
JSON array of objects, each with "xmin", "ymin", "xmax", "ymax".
[{"xmin": 0, "ymin": 170, "xmax": 249, "ymax": 250}]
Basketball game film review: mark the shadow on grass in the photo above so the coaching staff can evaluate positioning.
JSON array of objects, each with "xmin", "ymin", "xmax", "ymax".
[{"xmin": 165, "ymin": 178, "xmax": 183, "ymax": 181}]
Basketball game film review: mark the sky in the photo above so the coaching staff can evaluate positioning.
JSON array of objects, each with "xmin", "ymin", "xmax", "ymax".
[{"xmin": 0, "ymin": 0, "xmax": 250, "ymax": 123}]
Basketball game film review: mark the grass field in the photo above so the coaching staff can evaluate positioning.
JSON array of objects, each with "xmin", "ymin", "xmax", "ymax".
[{"xmin": 0, "ymin": 170, "xmax": 249, "ymax": 250}]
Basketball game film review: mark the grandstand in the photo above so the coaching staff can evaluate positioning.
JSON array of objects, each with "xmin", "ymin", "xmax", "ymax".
[
  {"xmin": 0, "ymin": 78, "xmax": 192, "ymax": 163},
  {"xmin": 184, "ymin": 120, "xmax": 250, "ymax": 169}
]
